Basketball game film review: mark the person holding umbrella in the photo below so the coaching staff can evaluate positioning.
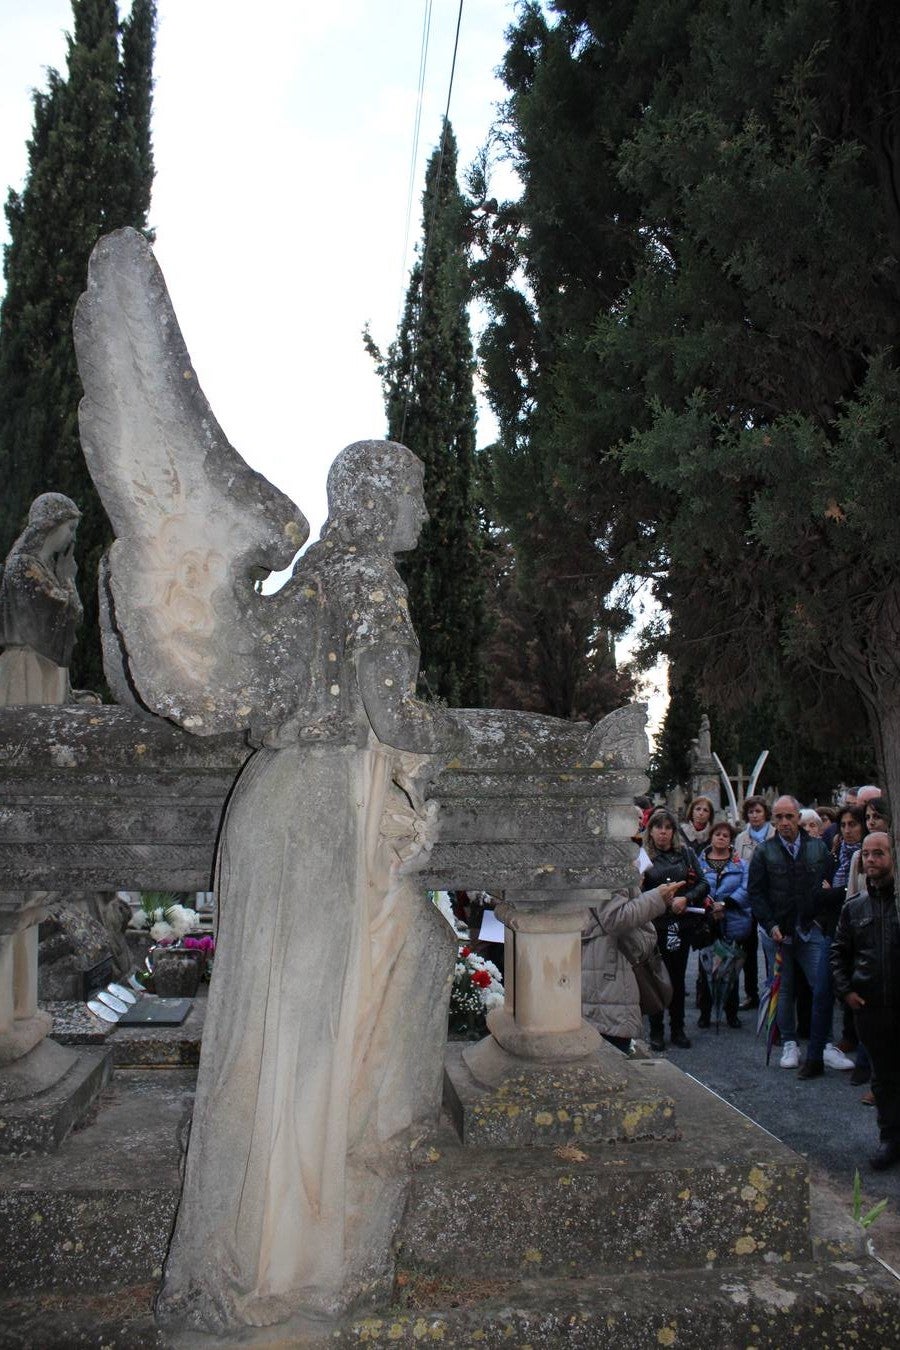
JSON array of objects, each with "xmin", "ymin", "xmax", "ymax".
[
  {"xmin": 697, "ymin": 820, "xmax": 751, "ymax": 1030},
  {"xmin": 748, "ymin": 795, "xmax": 833, "ymax": 1069}
]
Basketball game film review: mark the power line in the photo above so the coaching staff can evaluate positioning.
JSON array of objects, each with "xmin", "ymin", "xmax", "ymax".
[
  {"xmin": 396, "ymin": 0, "xmax": 434, "ymax": 336},
  {"xmin": 400, "ymin": 0, "xmax": 464, "ymax": 445}
]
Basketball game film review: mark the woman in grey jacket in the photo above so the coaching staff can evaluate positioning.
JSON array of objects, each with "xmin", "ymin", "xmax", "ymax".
[{"xmin": 581, "ymin": 882, "xmax": 685, "ymax": 1052}]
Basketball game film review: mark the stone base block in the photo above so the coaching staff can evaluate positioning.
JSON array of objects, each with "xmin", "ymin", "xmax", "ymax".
[
  {"xmin": 0, "ymin": 1068, "xmax": 190, "ymax": 1294},
  {"xmin": 400, "ymin": 1136, "xmax": 808, "ymax": 1280},
  {"xmin": 0, "ymin": 1011, "xmax": 53, "ymax": 1067},
  {"xmin": 342, "ymin": 1259, "xmax": 900, "ymax": 1347},
  {"xmin": 0, "ymin": 1040, "xmax": 111, "ymax": 1154},
  {"xmin": 111, "ymin": 997, "xmax": 205, "ymax": 1068},
  {"xmin": 444, "ymin": 1038, "xmax": 677, "ymax": 1146}
]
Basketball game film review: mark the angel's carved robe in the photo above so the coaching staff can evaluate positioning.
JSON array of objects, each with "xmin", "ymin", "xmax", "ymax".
[{"xmin": 157, "ymin": 534, "xmax": 456, "ymax": 1335}]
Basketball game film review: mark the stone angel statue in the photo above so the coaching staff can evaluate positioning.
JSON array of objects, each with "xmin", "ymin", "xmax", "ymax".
[
  {"xmin": 73, "ymin": 229, "xmax": 644, "ymax": 1338},
  {"xmin": 73, "ymin": 229, "xmax": 477, "ymax": 1336}
]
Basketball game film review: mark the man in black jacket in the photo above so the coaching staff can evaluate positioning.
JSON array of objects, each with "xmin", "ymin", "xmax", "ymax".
[
  {"xmin": 831, "ymin": 832, "xmax": 900, "ymax": 1171},
  {"xmin": 748, "ymin": 795, "xmax": 832, "ymax": 1070}
]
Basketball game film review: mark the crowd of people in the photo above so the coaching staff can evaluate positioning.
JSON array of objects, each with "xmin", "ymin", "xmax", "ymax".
[{"xmin": 580, "ymin": 785, "xmax": 900, "ymax": 1172}]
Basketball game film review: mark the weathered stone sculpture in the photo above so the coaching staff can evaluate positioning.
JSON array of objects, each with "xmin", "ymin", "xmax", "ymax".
[
  {"xmin": 0, "ymin": 492, "xmax": 83, "ymax": 708},
  {"xmin": 0, "ymin": 493, "xmax": 85, "ymax": 1066},
  {"xmin": 73, "ymin": 229, "xmax": 646, "ymax": 1338}
]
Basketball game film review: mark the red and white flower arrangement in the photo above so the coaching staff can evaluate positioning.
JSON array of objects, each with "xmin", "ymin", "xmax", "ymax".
[{"xmin": 431, "ymin": 887, "xmax": 505, "ymax": 1032}]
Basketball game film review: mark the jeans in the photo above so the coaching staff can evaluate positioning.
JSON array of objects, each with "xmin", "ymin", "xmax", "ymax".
[
  {"xmin": 807, "ymin": 933, "xmax": 836, "ymax": 1061},
  {"xmin": 743, "ymin": 918, "xmax": 759, "ymax": 999},
  {"xmin": 760, "ymin": 925, "xmax": 827, "ymax": 1042}
]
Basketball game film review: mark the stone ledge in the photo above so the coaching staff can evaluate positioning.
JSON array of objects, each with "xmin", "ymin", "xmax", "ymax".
[
  {"xmin": 400, "ymin": 1137, "xmax": 809, "ymax": 1278},
  {"xmin": 0, "ymin": 1285, "xmax": 162, "ymax": 1349},
  {"xmin": 341, "ymin": 1258, "xmax": 900, "ymax": 1347},
  {"xmin": 0, "ymin": 1042, "xmax": 112, "ymax": 1155},
  {"xmin": 444, "ymin": 1040, "xmax": 678, "ymax": 1147},
  {"xmin": 0, "ymin": 1068, "xmax": 190, "ymax": 1294}
]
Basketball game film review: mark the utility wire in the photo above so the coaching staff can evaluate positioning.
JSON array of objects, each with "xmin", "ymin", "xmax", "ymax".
[
  {"xmin": 400, "ymin": 0, "xmax": 464, "ymax": 444},
  {"xmin": 397, "ymin": 0, "xmax": 434, "ymax": 335}
]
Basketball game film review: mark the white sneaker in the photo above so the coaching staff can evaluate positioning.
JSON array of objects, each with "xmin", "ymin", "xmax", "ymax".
[
  {"xmin": 823, "ymin": 1043, "xmax": 855, "ymax": 1071},
  {"xmin": 780, "ymin": 1040, "xmax": 800, "ymax": 1069}
]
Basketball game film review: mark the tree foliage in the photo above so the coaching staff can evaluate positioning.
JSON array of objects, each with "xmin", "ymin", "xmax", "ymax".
[
  {"xmin": 484, "ymin": 0, "xmax": 897, "ymax": 796},
  {"xmin": 470, "ymin": 1, "xmax": 662, "ymax": 721},
  {"xmin": 367, "ymin": 121, "xmax": 486, "ymax": 707},
  {"xmin": 0, "ymin": 0, "xmax": 156, "ymax": 692}
]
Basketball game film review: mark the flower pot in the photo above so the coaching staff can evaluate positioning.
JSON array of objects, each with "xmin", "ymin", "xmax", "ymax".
[{"xmin": 152, "ymin": 949, "xmax": 203, "ymax": 997}]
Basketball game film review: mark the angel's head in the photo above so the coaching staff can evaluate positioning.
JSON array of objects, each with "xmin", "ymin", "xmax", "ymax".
[
  {"xmin": 325, "ymin": 440, "xmax": 427, "ymax": 553},
  {"xmin": 7, "ymin": 493, "xmax": 81, "ymax": 563}
]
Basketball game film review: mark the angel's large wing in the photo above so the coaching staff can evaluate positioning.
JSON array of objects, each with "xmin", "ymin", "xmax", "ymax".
[{"xmin": 74, "ymin": 228, "xmax": 316, "ymax": 735}]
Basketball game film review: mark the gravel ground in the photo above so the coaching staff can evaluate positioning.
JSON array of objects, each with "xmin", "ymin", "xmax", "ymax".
[{"xmin": 647, "ymin": 949, "xmax": 900, "ymax": 1267}]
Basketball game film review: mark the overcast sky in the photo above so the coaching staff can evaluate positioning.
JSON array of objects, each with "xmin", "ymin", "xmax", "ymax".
[
  {"xmin": 0, "ymin": 0, "xmax": 516, "ymax": 534},
  {"xmin": 0, "ymin": 0, "xmax": 667, "ymax": 736}
]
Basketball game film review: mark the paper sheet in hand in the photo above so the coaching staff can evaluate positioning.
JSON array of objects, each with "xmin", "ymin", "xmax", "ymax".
[{"xmin": 478, "ymin": 909, "xmax": 506, "ymax": 943}]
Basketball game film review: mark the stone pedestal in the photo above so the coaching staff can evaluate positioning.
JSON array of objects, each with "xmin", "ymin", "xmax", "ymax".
[
  {"xmin": 0, "ymin": 891, "xmax": 111, "ymax": 1154},
  {"xmin": 0, "ymin": 1038, "xmax": 112, "ymax": 1154},
  {"xmin": 447, "ymin": 889, "xmax": 677, "ymax": 1150},
  {"xmin": 488, "ymin": 896, "xmax": 599, "ymax": 1061},
  {"xmin": 0, "ymin": 893, "xmax": 53, "ymax": 1067}
]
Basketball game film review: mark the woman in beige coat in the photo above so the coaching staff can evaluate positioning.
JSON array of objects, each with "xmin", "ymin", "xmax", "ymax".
[{"xmin": 581, "ymin": 882, "xmax": 684, "ymax": 1052}]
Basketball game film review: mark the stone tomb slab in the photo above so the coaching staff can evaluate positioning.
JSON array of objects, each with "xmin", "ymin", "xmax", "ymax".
[{"xmin": 47, "ymin": 995, "xmax": 206, "ymax": 1067}]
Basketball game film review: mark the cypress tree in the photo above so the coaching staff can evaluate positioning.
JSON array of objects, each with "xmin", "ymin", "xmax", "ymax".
[
  {"xmin": 0, "ymin": 0, "xmax": 156, "ymax": 692},
  {"xmin": 367, "ymin": 120, "xmax": 486, "ymax": 708},
  {"xmin": 484, "ymin": 1, "xmax": 888, "ymax": 795}
]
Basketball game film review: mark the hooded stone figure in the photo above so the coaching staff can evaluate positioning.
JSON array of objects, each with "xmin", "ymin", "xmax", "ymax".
[{"xmin": 0, "ymin": 492, "xmax": 83, "ymax": 705}]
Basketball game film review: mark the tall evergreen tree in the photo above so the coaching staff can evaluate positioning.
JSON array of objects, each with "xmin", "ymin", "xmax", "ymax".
[
  {"xmin": 483, "ymin": 1, "xmax": 888, "ymax": 796},
  {"xmin": 471, "ymin": 2, "xmax": 661, "ymax": 719},
  {"xmin": 0, "ymin": 0, "xmax": 156, "ymax": 691},
  {"xmin": 367, "ymin": 120, "xmax": 486, "ymax": 707}
]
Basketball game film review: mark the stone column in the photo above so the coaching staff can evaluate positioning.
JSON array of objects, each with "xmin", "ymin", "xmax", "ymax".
[
  {"xmin": 487, "ymin": 895, "xmax": 601, "ymax": 1061},
  {"xmin": 0, "ymin": 893, "xmax": 53, "ymax": 1067}
]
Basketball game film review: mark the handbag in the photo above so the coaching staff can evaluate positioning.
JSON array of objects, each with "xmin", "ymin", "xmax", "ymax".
[
  {"xmin": 690, "ymin": 916, "xmax": 717, "ymax": 951},
  {"xmin": 631, "ymin": 950, "xmax": 673, "ymax": 1015}
]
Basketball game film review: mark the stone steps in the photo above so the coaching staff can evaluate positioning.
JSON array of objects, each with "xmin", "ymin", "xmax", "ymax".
[
  {"xmin": 339, "ymin": 1257, "xmax": 900, "ymax": 1348},
  {"xmin": 0, "ymin": 1285, "xmax": 162, "ymax": 1350},
  {"xmin": 399, "ymin": 1131, "xmax": 810, "ymax": 1279},
  {"xmin": 1, "ymin": 1046, "xmax": 898, "ymax": 1349},
  {"xmin": 0, "ymin": 1067, "xmax": 190, "ymax": 1295}
]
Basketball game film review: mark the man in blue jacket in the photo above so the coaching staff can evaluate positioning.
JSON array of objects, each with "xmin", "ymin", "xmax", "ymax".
[{"xmin": 748, "ymin": 795, "xmax": 832, "ymax": 1069}]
